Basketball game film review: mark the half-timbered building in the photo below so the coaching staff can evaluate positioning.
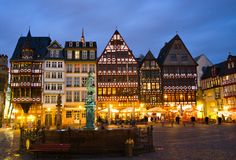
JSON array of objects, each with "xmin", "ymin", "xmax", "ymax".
[
  {"xmin": 10, "ymin": 30, "xmax": 51, "ymax": 126},
  {"xmin": 201, "ymin": 54, "xmax": 236, "ymax": 120},
  {"xmin": 139, "ymin": 51, "xmax": 162, "ymax": 108},
  {"xmin": 157, "ymin": 34, "xmax": 197, "ymax": 117},
  {"xmin": 97, "ymin": 30, "xmax": 139, "ymax": 121}
]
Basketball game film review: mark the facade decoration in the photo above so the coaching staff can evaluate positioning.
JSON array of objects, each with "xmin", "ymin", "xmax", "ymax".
[
  {"xmin": 10, "ymin": 30, "xmax": 51, "ymax": 127},
  {"xmin": 139, "ymin": 50, "xmax": 162, "ymax": 108},
  {"xmin": 157, "ymin": 34, "xmax": 198, "ymax": 119},
  {"xmin": 97, "ymin": 30, "xmax": 139, "ymax": 122}
]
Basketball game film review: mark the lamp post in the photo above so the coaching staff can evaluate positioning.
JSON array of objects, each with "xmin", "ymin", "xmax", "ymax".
[
  {"xmin": 56, "ymin": 94, "xmax": 62, "ymax": 130},
  {"xmin": 108, "ymin": 104, "xmax": 112, "ymax": 125}
]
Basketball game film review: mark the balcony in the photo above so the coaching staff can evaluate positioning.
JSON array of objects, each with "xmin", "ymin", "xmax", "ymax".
[{"xmin": 12, "ymin": 97, "xmax": 41, "ymax": 103}]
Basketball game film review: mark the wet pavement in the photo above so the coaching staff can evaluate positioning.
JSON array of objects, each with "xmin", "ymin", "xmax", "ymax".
[{"xmin": 1, "ymin": 123, "xmax": 236, "ymax": 160}]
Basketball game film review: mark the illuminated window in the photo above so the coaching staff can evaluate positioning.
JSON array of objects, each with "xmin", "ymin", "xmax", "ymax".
[
  {"xmin": 103, "ymin": 88, "xmax": 107, "ymax": 95},
  {"xmin": 108, "ymin": 88, "xmax": 111, "ymax": 95},
  {"xmin": 112, "ymin": 88, "xmax": 116, "ymax": 95},
  {"xmin": 98, "ymin": 88, "xmax": 102, "ymax": 95},
  {"xmin": 147, "ymin": 83, "xmax": 151, "ymax": 90},
  {"xmin": 75, "ymin": 51, "xmax": 80, "ymax": 59}
]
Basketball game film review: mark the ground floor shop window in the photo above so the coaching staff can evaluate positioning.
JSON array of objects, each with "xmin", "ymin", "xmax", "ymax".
[{"xmin": 66, "ymin": 111, "xmax": 72, "ymax": 118}]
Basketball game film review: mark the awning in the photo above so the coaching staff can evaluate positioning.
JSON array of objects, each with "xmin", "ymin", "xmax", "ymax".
[
  {"xmin": 100, "ymin": 108, "xmax": 119, "ymax": 113},
  {"xmin": 147, "ymin": 107, "xmax": 166, "ymax": 113}
]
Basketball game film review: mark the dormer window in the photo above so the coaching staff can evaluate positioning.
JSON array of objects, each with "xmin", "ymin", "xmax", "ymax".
[
  {"xmin": 89, "ymin": 42, "xmax": 93, "ymax": 47},
  {"xmin": 50, "ymin": 50, "xmax": 59, "ymax": 58},
  {"xmin": 76, "ymin": 42, "xmax": 80, "ymax": 47},
  {"xmin": 82, "ymin": 51, "xmax": 87, "ymax": 60},
  {"xmin": 231, "ymin": 62, "xmax": 234, "ymax": 68},
  {"xmin": 211, "ymin": 67, "xmax": 216, "ymax": 77},
  {"xmin": 22, "ymin": 49, "xmax": 33, "ymax": 59},
  {"xmin": 69, "ymin": 42, "xmax": 73, "ymax": 47}
]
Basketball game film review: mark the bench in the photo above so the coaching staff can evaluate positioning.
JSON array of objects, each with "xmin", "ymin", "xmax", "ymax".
[{"xmin": 30, "ymin": 143, "xmax": 71, "ymax": 158}]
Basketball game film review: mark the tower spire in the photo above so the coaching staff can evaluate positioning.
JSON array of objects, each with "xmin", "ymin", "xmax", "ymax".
[
  {"xmin": 81, "ymin": 28, "xmax": 85, "ymax": 45},
  {"xmin": 27, "ymin": 26, "xmax": 32, "ymax": 38}
]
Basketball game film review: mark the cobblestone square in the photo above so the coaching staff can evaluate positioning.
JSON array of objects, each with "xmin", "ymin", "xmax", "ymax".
[{"xmin": 1, "ymin": 123, "xmax": 236, "ymax": 160}]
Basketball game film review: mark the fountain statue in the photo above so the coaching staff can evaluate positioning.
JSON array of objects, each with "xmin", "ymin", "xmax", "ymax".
[{"xmin": 85, "ymin": 72, "xmax": 96, "ymax": 129}]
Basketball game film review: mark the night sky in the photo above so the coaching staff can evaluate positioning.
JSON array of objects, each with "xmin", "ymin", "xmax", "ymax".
[{"xmin": 0, "ymin": 0, "xmax": 236, "ymax": 64}]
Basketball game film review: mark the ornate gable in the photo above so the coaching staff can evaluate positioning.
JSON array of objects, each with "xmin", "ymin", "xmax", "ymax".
[{"xmin": 98, "ymin": 30, "xmax": 137, "ymax": 64}]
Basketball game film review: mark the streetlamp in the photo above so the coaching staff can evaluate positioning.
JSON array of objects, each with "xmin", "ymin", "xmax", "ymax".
[
  {"xmin": 108, "ymin": 104, "xmax": 112, "ymax": 125},
  {"xmin": 56, "ymin": 94, "xmax": 62, "ymax": 130}
]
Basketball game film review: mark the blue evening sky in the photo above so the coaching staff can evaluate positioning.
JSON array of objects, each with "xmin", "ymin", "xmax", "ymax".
[{"xmin": 0, "ymin": 0, "xmax": 236, "ymax": 64}]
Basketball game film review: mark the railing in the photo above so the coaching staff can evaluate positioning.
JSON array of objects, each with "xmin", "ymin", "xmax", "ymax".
[
  {"xmin": 134, "ymin": 126, "xmax": 154, "ymax": 153},
  {"xmin": 20, "ymin": 127, "xmax": 45, "ymax": 150}
]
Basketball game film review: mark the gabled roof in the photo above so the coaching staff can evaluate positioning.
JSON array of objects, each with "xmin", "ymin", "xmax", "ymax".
[
  {"xmin": 201, "ymin": 54, "xmax": 236, "ymax": 80},
  {"xmin": 157, "ymin": 34, "xmax": 197, "ymax": 66},
  {"xmin": 11, "ymin": 32, "xmax": 51, "ymax": 61},
  {"xmin": 140, "ymin": 50, "xmax": 159, "ymax": 68},
  {"xmin": 141, "ymin": 50, "xmax": 156, "ymax": 63},
  {"xmin": 45, "ymin": 40, "xmax": 64, "ymax": 59},
  {"xmin": 98, "ymin": 30, "xmax": 136, "ymax": 63},
  {"xmin": 194, "ymin": 54, "xmax": 213, "ymax": 65},
  {"xmin": 47, "ymin": 40, "xmax": 63, "ymax": 49}
]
